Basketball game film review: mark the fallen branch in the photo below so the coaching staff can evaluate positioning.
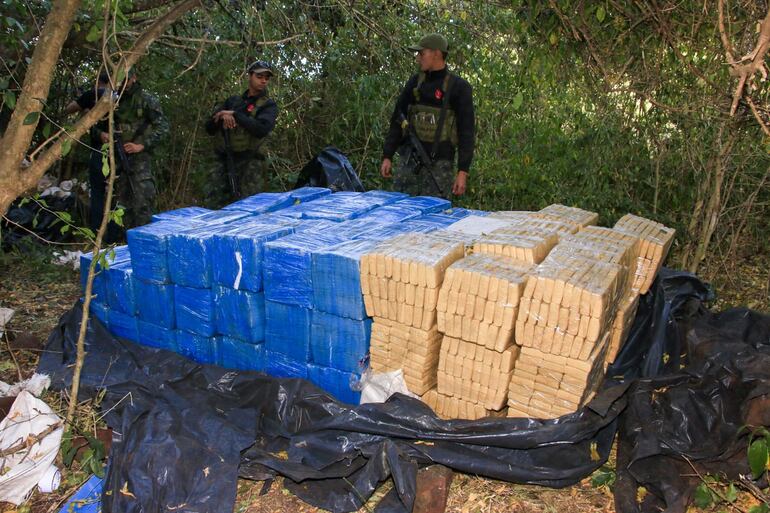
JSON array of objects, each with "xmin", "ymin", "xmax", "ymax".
[{"xmin": 0, "ymin": 422, "xmax": 63, "ymax": 458}]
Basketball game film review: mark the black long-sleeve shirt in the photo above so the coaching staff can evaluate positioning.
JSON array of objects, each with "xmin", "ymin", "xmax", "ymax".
[
  {"xmin": 382, "ymin": 67, "xmax": 475, "ymax": 172},
  {"xmin": 205, "ymin": 90, "xmax": 278, "ymax": 138}
]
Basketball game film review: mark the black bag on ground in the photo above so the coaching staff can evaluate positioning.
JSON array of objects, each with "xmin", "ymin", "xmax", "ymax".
[
  {"xmin": 294, "ymin": 146, "xmax": 365, "ymax": 192},
  {"xmin": 41, "ymin": 269, "xmax": 758, "ymax": 513},
  {"xmin": 1, "ymin": 194, "xmax": 76, "ymax": 250}
]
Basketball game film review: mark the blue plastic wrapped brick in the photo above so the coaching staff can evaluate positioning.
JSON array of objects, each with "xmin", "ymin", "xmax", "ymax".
[
  {"xmin": 151, "ymin": 206, "xmax": 211, "ymax": 223},
  {"xmin": 263, "ymin": 230, "xmax": 351, "ymax": 307},
  {"xmin": 88, "ymin": 300, "xmax": 109, "ymax": 325},
  {"xmin": 189, "ymin": 209, "xmax": 254, "ymax": 226},
  {"xmin": 356, "ymin": 205, "xmax": 423, "ymax": 224},
  {"xmin": 393, "ymin": 196, "xmax": 451, "ymax": 213},
  {"xmin": 127, "ymin": 220, "xmax": 189, "ymax": 284},
  {"xmin": 108, "ymin": 310, "xmax": 139, "ymax": 341},
  {"xmin": 289, "ymin": 186, "xmax": 332, "ymax": 203},
  {"xmin": 214, "ymin": 286, "xmax": 266, "ymax": 343},
  {"xmin": 307, "ymin": 364, "xmax": 361, "ymax": 404},
  {"xmin": 312, "ymin": 238, "xmax": 380, "ymax": 319},
  {"xmin": 80, "ymin": 245, "xmax": 131, "ymax": 302},
  {"xmin": 356, "ymin": 220, "xmax": 441, "ymax": 241},
  {"xmin": 265, "ymin": 350, "xmax": 308, "ymax": 379},
  {"xmin": 440, "ymin": 207, "xmax": 489, "ymax": 219},
  {"xmin": 106, "ymin": 260, "xmax": 136, "ymax": 315},
  {"xmin": 138, "ymin": 320, "xmax": 177, "ymax": 351},
  {"xmin": 298, "ymin": 194, "xmax": 379, "ymax": 222},
  {"xmin": 411, "ymin": 214, "xmax": 460, "ymax": 228},
  {"xmin": 361, "ymin": 190, "xmax": 409, "ymax": 206},
  {"xmin": 176, "ymin": 330, "xmax": 217, "ymax": 364},
  {"xmin": 167, "ymin": 225, "xmax": 226, "ymax": 288},
  {"xmin": 216, "ymin": 336, "xmax": 265, "ymax": 371},
  {"xmin": 310, "ymin": 311, "xmax": 371, "ymax": 373},
  {"xmin": 174, "ymin": 286, "xmax": 216, "ymax": 336},
  {"xmin": 222, "ymin": 192, "xmax": 294, "ymax": 214},
  {"xmin": 210, "ymin": 222, "xmax": 294, "ymax": 291},
  {"xmin": 264, "ymin": 301, "xmax": 312, "ymax": 361},
  {"xmin": 136, "ymin": 280, "xmax": 175, "ymax": 329}
]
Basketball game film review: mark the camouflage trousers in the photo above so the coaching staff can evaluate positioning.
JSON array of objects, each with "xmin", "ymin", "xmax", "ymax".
[
  {"xmin": 88, "ymin": 150, "xmax": 156, "ymax": 238},
  {"xmin": 394, "ymin": 156, "xmax": 454, "ymax": 200},
  {"xmin": 204, "ymin": 154, "xmax": 267, "ymax": 209}
]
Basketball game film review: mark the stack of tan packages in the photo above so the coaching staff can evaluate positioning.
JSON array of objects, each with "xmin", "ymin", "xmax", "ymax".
[
  {"xmin": 429, "ymin": 253, "xmax": 532, "ymax": 419},
  {"xmin": 361, "ymin": 233, "xmax": 465, "ymax": 395},
  {"xmin": 532, "ymin": 204, "xmax": 599, "ymax": 231},
  {"xmin": 613, "ymin": 214, "xmax": 676, "ymax": 294}
]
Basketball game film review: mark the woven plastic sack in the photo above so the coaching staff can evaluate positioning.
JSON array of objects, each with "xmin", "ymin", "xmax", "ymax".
[
  {"xmin": 214, "ymin": 286, "xmax": 266, "ymax": 343},
  {"xmin": 174, "ymin": 286, "xmax": 216, "ymax": 337},
  {"xmin": 264, "ymin": 301, "xmax": 312, "ymax": 361},
  {"xmin": 310, "ymin": 311, "xmax": 371, "ymax": 373},
  {"xmin": 136, "ymin": 281, "xmax": 175, "ymax": 329},
  {"xmin": 216, "ymin": 336, "xmax": 265, "ymax": 371},
  {"xmin": 137, "ymin": 320, "xmax": 177, "ymax": 351}
]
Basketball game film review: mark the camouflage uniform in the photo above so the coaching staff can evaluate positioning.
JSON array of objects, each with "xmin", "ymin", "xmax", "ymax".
[
  {"xmin": 393, "ymin": 151, "xmax": 455, "ymax": 199},
  {"xmin": 113, "ymin": 82, "xmax": 168, "ymax": 228},
  {"xmin": 204, "ymin": 90, "xmax": 278, "ymax": 209}
]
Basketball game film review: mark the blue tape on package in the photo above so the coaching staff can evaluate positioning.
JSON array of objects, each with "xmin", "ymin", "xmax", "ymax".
[
  {"xmin": 312, "ymin": 238, "xmax": 380, "ymax": 319},
  {"xmin": 108, "ymin": 310, "xmax": 139, "ymax": 341},
  {"xmin": 393, "ymin": 196, "xmax": 451, "ymax": 213},
  {"xmin": 151, "ymin": 206, "xmax": 212, "ymax": 223},
  {"xmin": 222, "ymin": 192, "xmax": 294, "ymax": 214},
  {"xmin": 174, "ymin": 286, "xmax": 215, "ymax": 336},
  {"xmin": 310, "ymin": 311, "xmax": 371, "ymax": 373},
  {"xmin": 127, "ymin": 220, "xmax": 189, "ymax": 283},
  {"xmin": 210, "ymin": 222, "xmax": 294, "ymax": 292},
  {"xmin": 307, "ymin": 364, "xmax": 361, "ymax": 404},
  {"xmin": 357, "ymin": 205, "xmax": 423, "ymax": 224},
  {"xmin": 106, "ymin": 260, "xmax": 136, "ymax": 315},
  {"xmin": 265, "ymin": 350, "xmax": 308, "ymax": 379},
  {"xmin": 89, "ymin": 300, "xmax": 109, "ymax": 326},
  {"xmin": 263, "ymin": 230, "xmax": 350, "ymax": 307},
  {"xmin": 176, "ymin": 330, "xmax": 218, "ymax": 364},
  {"xmin": 290, "ymin": 186, "xmax": 332, "ymax": 203},
  {"xmin": 264, "ymin": 301, "xmax": 311, "ymax": 361},
  {"xmin": 214, "ymin": 286, "xmax": 266, "ymax": 343},
  {"xmin": 216, "ymin": 336, "xmax": 265, "ymax": 371},
  {"xmin": 138, "ymin": 320, "xmax": 178, "ymax": 351},
  {"xmin": 58, "ymin": 474, "xmax": 103, "ymax": 513},
  {"xmin": 361, "ymin": 190, "xmax": 409, "ymax": 206},
  {"xmin": 136, "ymin": 280, "xmax": 175, "ymax": 329}
]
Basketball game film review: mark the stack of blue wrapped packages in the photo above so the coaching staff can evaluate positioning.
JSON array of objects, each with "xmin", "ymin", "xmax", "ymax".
[{"xmin": 79, "ymin": 189, "xmax": 466, "ymax": 404}]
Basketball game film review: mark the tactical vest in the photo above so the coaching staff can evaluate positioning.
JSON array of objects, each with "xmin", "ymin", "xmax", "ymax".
[
  {"xmin": 216, "ymin": 95, "xmax": 270, "ymax": 154},
  {"xmin": 407, "ymin": 72, "xmax": 459, "ymax": 146},
  {"xmin": 117, "ymin": 87, "xmax": 151, "ymax": 143}
]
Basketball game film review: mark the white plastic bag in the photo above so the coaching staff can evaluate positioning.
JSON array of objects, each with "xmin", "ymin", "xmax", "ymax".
[{"xmin": 358, "ymin": 369, "xmax": 419, "ymax": 404}]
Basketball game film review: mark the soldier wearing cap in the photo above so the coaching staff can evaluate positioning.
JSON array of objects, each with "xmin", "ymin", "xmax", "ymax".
[
  {"xmin": 204, "ymin": 60, "xmax": 278, "ymax": 207},
  {"xmin": 381, "ymin": 33, "xmax": 475, "ymax": 199}
]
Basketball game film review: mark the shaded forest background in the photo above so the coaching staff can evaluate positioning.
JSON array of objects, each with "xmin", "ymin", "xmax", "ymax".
[{"xmin": 2, "ymin": 0, "xmax": 769, "ymax": 300}]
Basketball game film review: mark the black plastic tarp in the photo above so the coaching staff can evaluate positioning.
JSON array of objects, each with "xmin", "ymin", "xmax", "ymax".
[
  {"xmin": 38, "ymin": 269, "xmax": 767, "ymax": 513},
  {"xmin": 293, "ymin": 146, "xmax": 365, "ymax": 192}
]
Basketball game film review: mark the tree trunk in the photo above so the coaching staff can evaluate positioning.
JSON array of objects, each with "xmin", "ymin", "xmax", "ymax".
[{"xmin": 0, "ymin": 0, "xmax": 203, "ymax": 217}]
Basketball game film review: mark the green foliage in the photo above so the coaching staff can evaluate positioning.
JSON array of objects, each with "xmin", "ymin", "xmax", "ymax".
[
  {"xmin": 61, "ymin": 429, "xmax": 107, "ymax": 479},
  {"xmin": 590, "ymin": 465, "xmax": 615, "ymax": 488},
  {"xmin": 748, "ymin": 428, "xmax": 770, "ymax": 480}
]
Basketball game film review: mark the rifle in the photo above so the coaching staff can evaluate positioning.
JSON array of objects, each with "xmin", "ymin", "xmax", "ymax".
[
  {"xmin": 397, "ymin": 113, "xmax": 444, "ymax": 197},
  {"xmin": 113, "ymin": 130, "xmax": 132, "ymax": 175},
  {"xmin": 221, "ymin": 128, "xmax": 240, "ymax": 197}
]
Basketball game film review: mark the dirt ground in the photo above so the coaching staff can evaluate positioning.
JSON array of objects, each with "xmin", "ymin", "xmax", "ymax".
[{"xmin": 0, "ymin": 245, "xmax": 767, "ymax": 513}]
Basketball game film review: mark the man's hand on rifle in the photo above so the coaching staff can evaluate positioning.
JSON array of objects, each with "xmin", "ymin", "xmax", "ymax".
[
  {"xmin": 452, "ymin": 170, "xmax": 468, "ymax": 196},
  {"xmin": 213, "ymin": 110, "xmax": 237, "ymax": 129},
  {"xmin": 123, "ymin": 142, "xmax": 144, "ymax": 154},
  {"xmin": 380, "ymin": 158, "xmax": 393, "ymax": 178}
]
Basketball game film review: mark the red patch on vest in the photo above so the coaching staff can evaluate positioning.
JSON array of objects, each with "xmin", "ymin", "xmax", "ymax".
[
  {"xmin": 434, "ymin": 89, "xmax": 443, "ymax": 100},
  {"xmin": 247, "ymin": 103, "xmax": 255, "ymax": 112}
]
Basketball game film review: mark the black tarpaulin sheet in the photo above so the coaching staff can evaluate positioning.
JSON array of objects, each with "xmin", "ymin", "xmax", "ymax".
[{"xmin": 40, "ymin": 268, "xmax": 760, "ymax": 513}]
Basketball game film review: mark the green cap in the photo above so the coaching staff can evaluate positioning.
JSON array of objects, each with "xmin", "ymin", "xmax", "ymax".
[{"xmin": 407, "ymin": 33, "xmax": 448, "ymax": 53}]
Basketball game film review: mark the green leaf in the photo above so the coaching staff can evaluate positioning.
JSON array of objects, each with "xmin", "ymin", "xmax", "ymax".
[
  {"xmin": 3, "ymin": 90, "xmax": 15, "ymax": 109},
  {"xmin": 549, "ymin": 32, "xmax": 558, "ymax": 46},
  {"xmin": 0, "ymin": 77, "xmax": 8, "ymax": 90},
  {"xmin": 749, "ymin": 504, "xmax": 770, "ymax": 513},
  {"xmin": 42, "ymin": 122, "xmax": 51, "ymax": 138},
  {"xmin": 85, "ymin": 24, "xmax": 101, "ymax": 42},
  {"xmin": 61, "ymin": 138, "xmax": 73, "ymax": 157},
  {"xmin": 693, "ymin": 483, "xmax": 714, "ymax": 508},
  {"xmin": 590, "ymin": 466, "xmax": 615, "ymax": 488},
  {"xmin": 60, "ymin": 224, "xmax": 70, "ymax": 234},
  {"xmin": 79, "ymin": 227, "xmax": 96, "ymax": 240},
  {"xmin": 23, "ymin": 111, "xmax": 40, "ymax": 125},
  {"xmin": 512, "ymin": 91, "xmax": 524, "ymax": 111},
  {"xmin": 724, "ymin": 482, "xmax": 737, "ymax": 503},
  {"xmin": 748, "ymin": 437, "xmax": 768, "ymax": 479},
  {"xmin": 596, "ymin": 5, "xmax": 606, "ymax": 23},
  {"xmin": 111, "ymin": 208, "xmax": 125, "ymax": 227},
  {"xmin": 102, "ymin": 152, "xmax": 110, "ymax": 177}
]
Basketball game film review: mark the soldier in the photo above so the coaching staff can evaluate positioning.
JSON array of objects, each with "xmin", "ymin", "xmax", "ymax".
[
  {"xmin": 204, "ymin": 60, "xmax": 278, "ymax": 208},
  {"xmin": 380, "ymin": 33, "xmax": 475, "ymax": 199},
  {"xmin": 89, "ymin": 69, "xmax": 169, "ymax": 232}
]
